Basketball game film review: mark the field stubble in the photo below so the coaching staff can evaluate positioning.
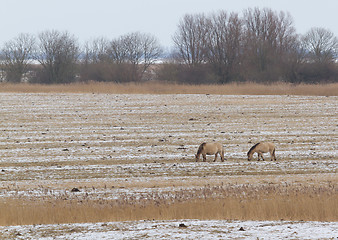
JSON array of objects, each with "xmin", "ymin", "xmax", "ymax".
[{"xmin": 0, "ymin": 92, "xmax": 337, "ymax": 226}]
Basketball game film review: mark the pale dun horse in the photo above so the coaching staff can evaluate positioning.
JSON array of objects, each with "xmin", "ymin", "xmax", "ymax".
[
  {"xmin": 195, "ymin": 142, "xmax": 225, "ymax": 162},
  {"xmin": 247, "ymin": 142, "xmax": 276, "ymax": 161}
]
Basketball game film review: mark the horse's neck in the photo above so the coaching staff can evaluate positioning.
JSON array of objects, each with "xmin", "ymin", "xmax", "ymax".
[
  {"xmin": 197, "ymin": 146, "xmax": 204, "ymax": 155},
  {"xmin": 249, "ymin": 148, "xmax": 255, "ymax": 156}
]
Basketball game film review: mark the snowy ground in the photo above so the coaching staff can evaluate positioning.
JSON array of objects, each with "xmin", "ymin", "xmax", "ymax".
[
  {"xmin": 0, "ymin": 93, "xmax": 337, "ymax": 238},
  {"xmin": 0, "ymin": 93, "xmax": 336, "ymax": 197},
  {"xmin": 1, "ymin": 220, "xmax": 337, "ymax": 239}
]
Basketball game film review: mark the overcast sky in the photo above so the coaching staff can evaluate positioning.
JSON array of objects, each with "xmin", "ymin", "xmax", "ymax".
[{"xmin": 2, "ymin": 0, "xmax": 338, "ymax": 47}]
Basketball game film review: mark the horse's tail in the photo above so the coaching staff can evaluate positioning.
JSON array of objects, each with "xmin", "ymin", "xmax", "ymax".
[
  {"xmin": 197, "ymin": 142, "xmax": 206, "ymax": 155},
  {"xmin": 272, "ymin": 147, "xmax": 276, "ymax": 160},
  {"xmin": 221, "ymin": 146, "xmax": 225, "ymax": 161},
  {"xmin": 248, "ymin": 142, "xmax": 260, "ymax": 155}
]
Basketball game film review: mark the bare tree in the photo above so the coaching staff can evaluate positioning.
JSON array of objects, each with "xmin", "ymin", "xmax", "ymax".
[
  {"xmin": 108, "ymin": 37, "xmax": 128, "ymax": 64},
  {"xmin": 34, "ymin": 30, "xmax": 80, "ymax": 83},
  {"xmin": 1, "ymin": 33, "xmax": 35, "ymax": 82},
  {"xmin": 79, "ymin": 37, "xmax": 110, "ymax": 82},
  {"xmin": 107, "ymin": 32, "xmax": 163, "ymax": 82},
  {"xmin": 242, "ymin": 8, "xmax": 297, "ymax": 82},
  {"xmin": 79, "ymin": 32, "xmax": 162, "ymax": 82},
  {"xmin": 83, "ymin": 37, "xmax": 110, "ymax": 64},
  {"xmin": 140, "ymin": 33, "xmax": 163, "ymax": 77},
  {"xmin": 172, "ymin": 13, "xmax": 209, "ymax": 67},
  {"xmin": 302, "ymin": 27, "xmax": 338, "ymax": 63},
  {"xmin": 206, "ymin": 11, "xmax": 243, "ymax": 83}
]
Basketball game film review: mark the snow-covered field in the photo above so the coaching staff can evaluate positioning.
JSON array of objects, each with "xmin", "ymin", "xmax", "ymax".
[
  {"xmin": 1, "ymin": 219, "xmax": 338, "ymax": 239},
  {"xmin": 0, "ymin": 93, "xmax": 337, "ymax": 238}
]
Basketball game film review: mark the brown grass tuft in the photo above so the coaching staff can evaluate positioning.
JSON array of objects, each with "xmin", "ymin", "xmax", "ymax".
[{"xmin": 0, "ymin": 82, "xmax": 337, "ymax": 95}]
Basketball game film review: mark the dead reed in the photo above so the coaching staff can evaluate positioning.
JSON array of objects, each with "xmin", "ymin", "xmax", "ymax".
[
  {"xmin": 1, "ymin": 183, "xmax": 336, "ymax": 226},
  {"xmin": 0, "ymin": 82, "xmax": 337, "ymax": 96}
]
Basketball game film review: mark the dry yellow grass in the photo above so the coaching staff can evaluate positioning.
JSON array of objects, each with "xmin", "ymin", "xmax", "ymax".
[
  {"xmin": 1, "ymin": 185, "xmax": 336, "ymax": 226},
  {"xmin": 0, "ymin": 81, "xmax": 337, "ymax": 95}
]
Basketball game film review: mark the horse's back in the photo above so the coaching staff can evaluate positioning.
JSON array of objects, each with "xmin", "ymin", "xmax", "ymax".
[
  {"xmin": 204, "ymin": 142, "xmax": 223, "ymax": 153},
  {"xmin": 260, "ymin": 142, "xmax": 275, "ymax": 151},
  {"xmin": 266, "ymin": 142, "xmax": 275, "ymax": 149}
]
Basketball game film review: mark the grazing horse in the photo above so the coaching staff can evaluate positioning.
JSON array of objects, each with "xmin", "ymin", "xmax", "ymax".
[
  {"xmin": 247, "ymin": 142, "xmax": 276, "ymax": 161},
  {"xmin": 195, "ymin": 142, "xmax": 225, "ymax": 162}
]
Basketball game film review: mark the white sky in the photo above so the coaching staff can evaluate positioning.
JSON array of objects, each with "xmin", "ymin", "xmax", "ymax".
[{"xmin": 1, "ymin": 0, "xmax": 338, "ymax": 48}]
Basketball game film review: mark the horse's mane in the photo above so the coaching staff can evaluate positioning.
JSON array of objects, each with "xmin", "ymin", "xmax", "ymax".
[
  {"xmin": 197, "ymin": 142, "xmax": 206, "ymax": 155},
  {"xmin": 247, "ymin": 142, "xmax": 260, "ymax": 155}
]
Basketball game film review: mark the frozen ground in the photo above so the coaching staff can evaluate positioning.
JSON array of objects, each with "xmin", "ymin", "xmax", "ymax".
[
  {"xmin": 0, "ymin": 93, "xmax": 336, "ymax": 197},
  {"xmin": 0, "ymin": 93, "xmax": 337, "ymax": 237},
  {"xmin": 1, "ymin": 219, "xmax": 337, "ymax": 239}
]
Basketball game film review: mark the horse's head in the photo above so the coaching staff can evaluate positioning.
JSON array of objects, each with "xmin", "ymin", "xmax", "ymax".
[
  {"xmin": 247, "ymin": 143, "xmax": 259, "ymax": 161},
  {"xmin": 247, "ymin": 151, "xmax": 252, "ymax": 161}
]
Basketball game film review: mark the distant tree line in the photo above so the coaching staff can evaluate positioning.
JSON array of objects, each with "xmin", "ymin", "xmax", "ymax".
[
  {"xmin": 1, "ymin": 7, "xmax": 337, "ymax": 84},
  {"xmin": 166, "ymin": 8, "xmax": 338, "ymax": 84}
]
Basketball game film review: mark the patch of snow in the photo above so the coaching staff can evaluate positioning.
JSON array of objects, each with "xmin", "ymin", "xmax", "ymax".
[{"xmin": 1, "ymin": 220, "xmax": 337, "ymax": 240}]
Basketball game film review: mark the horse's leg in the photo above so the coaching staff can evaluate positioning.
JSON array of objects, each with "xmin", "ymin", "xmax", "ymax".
[
  {"xmin": 261, "ymin": 152, "xmax": 265, "ymax": 161},
  {"xmin": 221, "ymin": 151, "xmax": 225, "ymax": 162},
  {"xmin": 272, "ymin": 148, "xmax": 276, "ymax": 161},
  {"xmin": 203, "ymin": 154, "xmax": 206, "ymax": 162},
  {"xmin": 258, "ymin": 152, "xmax": 265, "ymax": 161},
  {"xmin": 213, "ymin": 153, "xmax": 218, "ymax": 162}
]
